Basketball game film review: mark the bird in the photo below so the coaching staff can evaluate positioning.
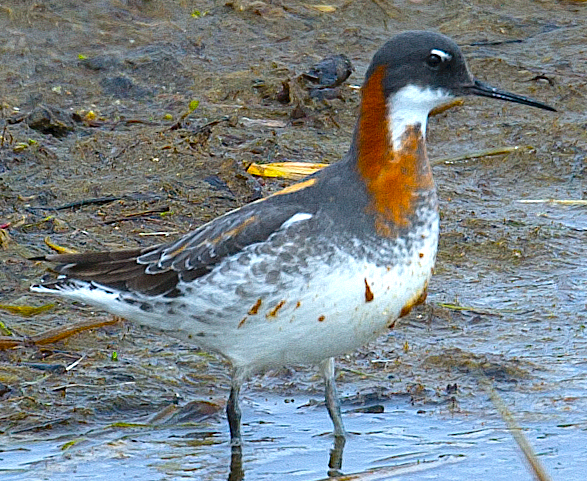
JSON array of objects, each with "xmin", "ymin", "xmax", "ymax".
[{"xmin": 31, "ymin": 30, "xmax": 555, "ymax": 448}]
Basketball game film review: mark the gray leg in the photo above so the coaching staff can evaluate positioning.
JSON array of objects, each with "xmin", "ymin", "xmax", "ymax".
[
  {"xmin": 320, "ymin": 357, "xmax": 346, "ymax": 475},
  {"xmin": 328, "ymin": 433, "xmax": 346, "ymax": 476},
  {"xmin": 227, "ymin": 373, "xmax": 243, "ymax": 446},
  {"xmin": 319, "ymin": 357, "xmax": 346, "ymax": 437}
]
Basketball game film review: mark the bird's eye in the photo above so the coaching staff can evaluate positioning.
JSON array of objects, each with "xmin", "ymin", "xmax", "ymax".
[
  {"xmin": 426, "ymin": 49, "xmax": 452, "ymax": 70},
  {"xmin": 426, "ymin": 53, "xmax": 442, "ymax": 69}
]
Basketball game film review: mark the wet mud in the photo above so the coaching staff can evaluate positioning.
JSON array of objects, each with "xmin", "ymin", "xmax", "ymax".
[{"xmin": 0, "ymin": 1, "xmax": 586, "ymax": 479}]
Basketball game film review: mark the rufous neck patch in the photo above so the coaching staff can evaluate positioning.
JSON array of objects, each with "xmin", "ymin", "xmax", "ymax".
[{"xmin": 357, "ymin": 65, "xmax": 434, "ymax": 236}]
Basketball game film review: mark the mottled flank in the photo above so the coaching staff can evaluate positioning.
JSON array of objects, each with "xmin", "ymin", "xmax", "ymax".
[
  {"xmin": 399, "ymin": 304, "xmax": 411, "ymax": 318},
  {"xmin": 399, "ymin": 280, "xmax": 429, "ymax": 318},
  {"xmin": 364, "ymin": 278, "xmax": 374, "ymax": 302},
  {"xmin": 266, "ymin": 300, "xmax": 286, "ymax": 318},
  {"xmin": 248, "ymin": 298, "xmax": 262, "ymax": 315}
]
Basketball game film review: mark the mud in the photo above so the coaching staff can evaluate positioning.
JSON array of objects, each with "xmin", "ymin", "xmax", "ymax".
[{"xmin": 0, "ymin": 1, "xmax": 586, "ymax": 480}]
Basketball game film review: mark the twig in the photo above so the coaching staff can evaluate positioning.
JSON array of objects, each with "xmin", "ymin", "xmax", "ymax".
[
  {"xmin": 0, "ymin": 318, "xmax": 121, "ymax": 350},
  {"xmin": 65, "ymin": 354, "xmax": 86, "ymax": 372},
  {"xmin": 111, "ymin": 139, "xmax": 143, "ymax": 159},
  {"xmin": 430, "ymin": 99, "xmax": 464, "ymax": 116},
  {"xmin": 518, "ymin": 199, "xmax": 587, "ymax": 205},
  {"xmin": 477, "ymin": 373, "xmax": 552, "ymax": 481},
  {"xmin": 167, "ymin": 115, "xmax": 230, "ymax": 133},
  {"xmin": 370, "ymin": 0, "xmax": 401, "ymax": 18},
  {"xmin": 470, "ymin": 39, "xmax": 524, "ymax": 46},
  {"xmin": 27, "ymin": 193, "xmax": 164, "ymax": 212},
  {"xmin": 138, "ymin": 231, "xmax": 180, "ymax": 237},
  {"xmin": 437, "ymin": 302, "xmax": 511, "ymax": 316},
  {"xmin": 433, "ymin": 145, "xmax": 531, "ymax": 165},
  {"xmin": 101, "ymin": 206, "xmax": 170, "ymax": 225},
  {"xmin": 27, "ymin": 196, "xmax": 122, "ymax": 212}
]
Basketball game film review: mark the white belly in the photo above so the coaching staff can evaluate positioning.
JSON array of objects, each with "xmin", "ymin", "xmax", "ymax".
[{"xmin": 221, "ymin": 249, "xmax": 436, "ymax": 370}]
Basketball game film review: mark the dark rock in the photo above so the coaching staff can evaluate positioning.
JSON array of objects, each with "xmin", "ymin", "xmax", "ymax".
[
  {"xmin": 80, "ymin": 54, "xmax": 122, "ymax": 71},
  {"xmin": 100, "ymin": 76, "xmax": 152, "ymax": 99},
  {"xmin": 302, "ymin": 54, "xmax": 353, "ymax": 88},
  {"xmin": 308, "ymin": 87, "xmax": 343, "ymax": 100},
  {"xmin": 26, "ymin": 105, "xmax": 75, "ymax": 137}
]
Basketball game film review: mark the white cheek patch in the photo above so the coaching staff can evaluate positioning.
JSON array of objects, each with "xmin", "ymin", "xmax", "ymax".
[{"xmin": 388, "ymin": 84, "xmax": 453, "ymax": 151}]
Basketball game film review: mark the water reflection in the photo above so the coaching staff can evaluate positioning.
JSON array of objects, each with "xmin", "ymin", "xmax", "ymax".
[
  {"xmin": 227, "ymin": 433, "xmax": 346, "ymax": 480},
  {"xmin": 229, "ymin": 445, "xmax": 244, "ymax": 481}
]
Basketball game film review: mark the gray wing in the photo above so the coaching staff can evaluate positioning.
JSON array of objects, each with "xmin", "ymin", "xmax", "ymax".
[{"xmin": 34, "ymin": 199, "xmax": 310, "ymax": 298}]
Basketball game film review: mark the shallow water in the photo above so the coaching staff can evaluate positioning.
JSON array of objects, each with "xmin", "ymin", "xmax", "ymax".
[
  {"xmin": 1, "ymin": 0, "xmax": 586, "ymax": 479},
  {"xmin": 3, "ymin": 395, "xmax": 587, "ymax": 480}
]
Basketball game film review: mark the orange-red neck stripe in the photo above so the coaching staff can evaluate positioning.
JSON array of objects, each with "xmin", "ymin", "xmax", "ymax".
[{"xmin": 357, "ymin": 66, "xmax": 434, "ymax": 236}]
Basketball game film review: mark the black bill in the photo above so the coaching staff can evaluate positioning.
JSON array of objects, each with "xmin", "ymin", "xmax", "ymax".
[{"xmin": 464, "ymin": 79, "xmax": 556, "ymax": 112}]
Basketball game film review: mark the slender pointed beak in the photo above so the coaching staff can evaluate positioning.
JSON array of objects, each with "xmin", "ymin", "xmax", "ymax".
[{"xmin": 463, "ymin": 79, "xmax": 556, "ymax": 112}]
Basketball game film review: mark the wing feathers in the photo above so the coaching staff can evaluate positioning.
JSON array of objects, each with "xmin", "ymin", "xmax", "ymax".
[{"xmin": 33, "ymin": 196, "xmax": 314, "ymax": 297}]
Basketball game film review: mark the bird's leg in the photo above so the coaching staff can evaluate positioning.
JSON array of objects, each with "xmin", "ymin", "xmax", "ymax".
[
  {"xmin": 227, "ymin": 371, "xmax": 246, "ymax": 481},
  {"xmin": 328, "ymin": 434, "xmax": 346, "ymax": 477},
  {"xmin": 320, "ymin": 357, "xmax": 346, "ymax": 437},
  {"xmin": 320, "ymin": 357, "xmax": 346, "ymax": 475},
  {"xmin": 227, "ymin": 374, "xmax": 243, "ymax": 446}
]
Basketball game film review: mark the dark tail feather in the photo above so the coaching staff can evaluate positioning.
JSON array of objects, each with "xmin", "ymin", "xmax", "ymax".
[
  {"xmin": 31, "ymin": 246, "xmax": 182, "ymax": 297},
  {"xmin": 30, "ymin": 248, "xmax": 149, "ymax": 266}
]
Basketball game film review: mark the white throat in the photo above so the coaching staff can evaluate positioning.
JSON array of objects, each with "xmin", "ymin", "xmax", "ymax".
[{"xmin": 388, "ymin": 84, "xmax": 452, "ymax": 151}]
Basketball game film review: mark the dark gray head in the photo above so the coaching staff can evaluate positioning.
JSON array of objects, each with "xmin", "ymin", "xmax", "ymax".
[{"xmin": 365, "ymin": 30, "xmax": 556, "ymax": 112}]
